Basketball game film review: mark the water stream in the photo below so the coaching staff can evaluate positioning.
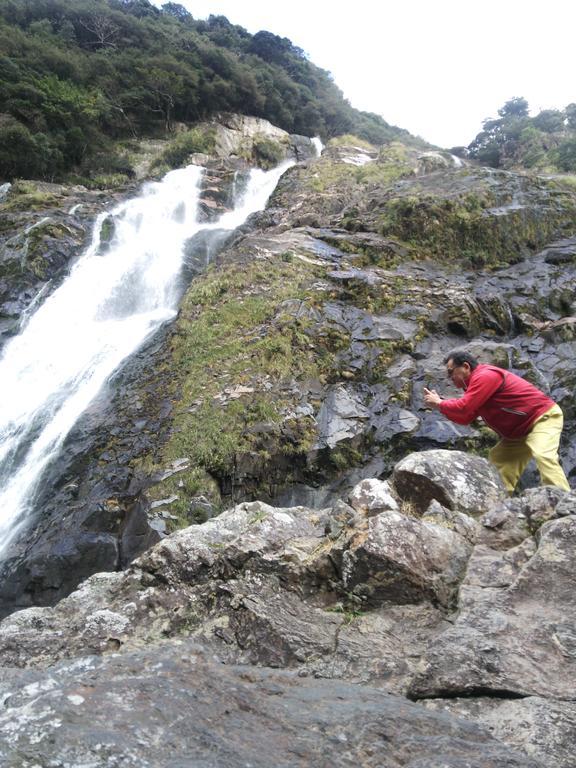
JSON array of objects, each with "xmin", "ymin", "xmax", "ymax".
[{"xmin": 0, "ymin": 159, "xmax": 294, "ymax": 555}]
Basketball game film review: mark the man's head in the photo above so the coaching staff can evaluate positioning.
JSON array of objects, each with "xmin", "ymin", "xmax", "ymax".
[{"xmin": 443, "ymin": 350, "xmax": 478, "ymax": 389}]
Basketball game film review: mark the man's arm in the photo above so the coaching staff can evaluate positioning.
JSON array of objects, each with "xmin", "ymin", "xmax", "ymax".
[
  {"xmin": 423, "ymin": 388, "xmax": 442, "ymax": 409},
  {"xmin": 438, "ymin": 369, "xmax": 504, "ymax": 425}
]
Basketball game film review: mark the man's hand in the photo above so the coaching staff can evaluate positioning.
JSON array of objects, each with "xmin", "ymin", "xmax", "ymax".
[{"xmin": 423, "ymin": 387, "xmax": 442, "ymax": 409}]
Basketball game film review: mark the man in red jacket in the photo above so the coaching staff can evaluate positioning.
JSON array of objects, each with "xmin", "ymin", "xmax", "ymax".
[{"xmin": 423, "ymin": 350, "xmax": 570, "ymax": 492}]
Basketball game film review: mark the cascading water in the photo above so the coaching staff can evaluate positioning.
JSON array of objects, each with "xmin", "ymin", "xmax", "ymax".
[{"xmin": 0, "ymin": 159, "xmax": 294, "ymax": 557}]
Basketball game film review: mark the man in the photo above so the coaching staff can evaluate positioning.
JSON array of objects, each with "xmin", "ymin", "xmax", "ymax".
[{"xmin": 423, "ymin": 350, "xmax": 570, "ymax": 493}]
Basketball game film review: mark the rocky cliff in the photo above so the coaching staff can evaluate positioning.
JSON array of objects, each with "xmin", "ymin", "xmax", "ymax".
[{"xmin": 0, "ymin": 116, "xmax": 575, "ymax": 766}]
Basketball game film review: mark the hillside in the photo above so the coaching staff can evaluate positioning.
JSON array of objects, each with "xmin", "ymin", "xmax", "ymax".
[{"xmin": 0, "ymin": 0, "xmax": 425, "ymax": 183}]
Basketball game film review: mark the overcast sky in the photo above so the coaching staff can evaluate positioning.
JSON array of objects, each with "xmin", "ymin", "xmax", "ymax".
[{"xmin": 171, "ymin": 0, "xmax": 576, "ymax": 148}]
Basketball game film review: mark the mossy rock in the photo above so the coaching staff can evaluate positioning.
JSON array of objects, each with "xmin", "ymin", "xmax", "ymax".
[{"xmin": 378, "ymin": 179, "xmax": 576, "ymax": 268}]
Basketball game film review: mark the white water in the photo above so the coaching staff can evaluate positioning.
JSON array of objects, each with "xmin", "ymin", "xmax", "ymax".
[
  {"xmin": 312, "ymin": 137, "xmax": 324, "ymax": 156},
  {"xmin": 0, "ymin": 159, "xmax": 294, "ymax": 554}
]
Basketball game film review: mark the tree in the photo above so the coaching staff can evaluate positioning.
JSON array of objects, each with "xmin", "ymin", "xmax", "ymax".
[
  {"xmin": 532, "ymin": 109, "xmax": 565, "ymax": 133},
  {"xmin": 564, "ymin": 103, "xmax": 576, "ymax": 130},
  {"xmin": 468, "ymin": 99, "xmax": 531, "ymax": 167},
  {"xmin": 498, "ymin": 97, "xmax": 529, "ymax": 119},
  {"xmin": 0, "ymin": 0, "xmax": 419, "ymax": 180},
  {"xmin": 78, "ymin": 13, "xmax": 120, "ymax": 49},
  {"xmin": 161, "ymin": 3, "xmax": 191, "ymax": 22},
  {"xmin": 0, "ymin": 116, "xmax": 39, "ymax": 177},
  {"xmin": 557, "ymin": 139, "xmax": 576, "ymax": 171}
]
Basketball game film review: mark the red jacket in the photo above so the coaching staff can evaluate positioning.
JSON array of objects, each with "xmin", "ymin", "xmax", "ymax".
[{"xmin": 439, "ymin": 364, "xmax": 555, "ymax": 439}]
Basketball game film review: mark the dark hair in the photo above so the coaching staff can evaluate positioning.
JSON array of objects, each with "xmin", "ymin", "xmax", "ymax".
[{"xmin": 443, "ymin": 350, "xmax": 479, "ymax": 369}]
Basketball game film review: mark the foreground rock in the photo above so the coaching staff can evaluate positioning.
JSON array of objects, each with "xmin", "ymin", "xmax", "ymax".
[
  {"xmin": 0, "ymin": 497, "xmax": 455, "ymax": 685},
  {"xmin": 0, "ymin": 641, "xmax": 539, "ymax": 768},
  {"xmin": 424, "ymin": 697, "xmax": 576, "ymax": 768},
  {"xmin": 0, "ymin": 453, "xmax": 575, "ymax": 765}
]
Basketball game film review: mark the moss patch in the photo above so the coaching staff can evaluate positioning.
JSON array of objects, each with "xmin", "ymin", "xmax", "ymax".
[
  {"xmin": 1, "ymin": 181, "xmax": 60, "ymax": 211},
  {"xmin": 378, "ymin": 183, "xmax": 576, "ymax": 268},
  {"xmin": 251, "ymin": 134, "xmax": 288, "ymax": 169},
  {"xmin": 135, "ymin": 254, "xmax": 337, "ymax": 515}
]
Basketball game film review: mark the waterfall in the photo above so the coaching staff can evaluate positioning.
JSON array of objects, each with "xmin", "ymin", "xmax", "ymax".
[
  {"xmin": 0, "ymin": 159, "xmax": 294, "ymax": 556},
  {"xmin": 312, "ymin": 137, "xmax": 324, "ymax": 156}
]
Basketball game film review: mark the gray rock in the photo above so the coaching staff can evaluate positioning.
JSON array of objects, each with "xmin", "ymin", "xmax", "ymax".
[
  {"xmin": 316, "ymin": 385, "xmax": 369, "ymax": 448},
  {"xmin": 477, "ymin": 498, "xmax": 530, "ymax": 549},
  {"xmin": 348, "ymin": 478, "xmax": 399, "ymax": 515},
  {"xmin": 516, "ymin": 486, "xmax": 572, "ymax": 527},
  {"xmin": 409, "ymin": 517, "xmax": 576, "ymax": 700},
  {"xmin": 0, "ymin": 640, "xmax": 540, "ymax": 768},
  {"xmin": 392, "ymin": 449, "xmax": 508, "ymax": 516},
  {"xmin": 463, "ymin": 538, "xmax": 537, "ymax": 589},
  {"xmin": 371, "ymin": 406, "xmax": 420, "ymax": 440},
  {"xmin": 341, "ymin": 509, "xmax": 471, "ymax": 608},
  {"xmin": 422, "ymin": 498, "xmax": 480, "ymax": 544},
  {"xmin": 424, "ymin": 697, "xmax": 576, "ymax": 768},
  {"xmin": 0, "ymin": 498, "xmax": 458, "ymax": 682}
]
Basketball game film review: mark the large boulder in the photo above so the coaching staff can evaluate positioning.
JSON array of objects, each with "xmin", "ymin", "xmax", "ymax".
[
  {"xmin": 0, "ymin": 497, "xmax": 463, "ymax": 684},
  {"xmin": 392, "ymin": 449, "xmax": 508, "ymax": 516},
  {"xmin": 341, "ymin": 509, "xmax": 471, "ymax": 608}
]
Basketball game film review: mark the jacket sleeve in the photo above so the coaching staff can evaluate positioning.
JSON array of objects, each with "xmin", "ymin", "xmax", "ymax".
[{"xmin": 439, "ymin": 368, "xmax": 504, "ymax": 425}]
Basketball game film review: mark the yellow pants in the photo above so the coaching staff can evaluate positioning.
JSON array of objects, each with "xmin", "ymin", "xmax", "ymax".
[{"xmin": 488, "ymin": 404, "xmax": 571, "ymax": 493}]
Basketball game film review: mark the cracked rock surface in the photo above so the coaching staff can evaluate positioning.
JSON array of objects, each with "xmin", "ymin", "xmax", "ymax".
[{"xmin": 0, "ymin": 452, "xmax": 574, "ymax": 765}]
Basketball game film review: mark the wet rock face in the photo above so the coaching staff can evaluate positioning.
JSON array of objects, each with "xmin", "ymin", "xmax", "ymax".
[
  {"xmin": 0, "ymin": 184, "xmax": 113, "ymax": 346},
  {"xmin": 2, "ymin": 127, "xmax": 576, "ymax": 637},
  {"xmin": 0, "ymin": 454, "xmax": 573, "ymax": 766}
]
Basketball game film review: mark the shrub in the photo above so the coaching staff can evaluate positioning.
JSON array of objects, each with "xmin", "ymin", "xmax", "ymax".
[
  {"xmin": 252, "ymin": 135, "xmax": 285, "ymax": 169},
  {"xmin": 155, "ymin": 127, "xmax": 216, "ymax": 169}
]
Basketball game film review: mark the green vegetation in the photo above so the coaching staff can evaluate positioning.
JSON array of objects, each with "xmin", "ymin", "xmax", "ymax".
[
  {"xmin": 136, "ymin": 254, "xmax": 336, "ymax": 514},
  {"xmin": 468, "ymin": 96, "xmax": 576, "ymax": 171},
  {"xmin": 0, "ymin": 0, "xmax": 418, "ymax": 182},
  {"xmin": 1, "ymin": 179, "xmax": 60, "ymax": 210},
  {"xmin": 251, "ymin": 134, "xmax": 286, "ymax": 169},
  {"xmin": 298, "ymin": 137, "xmax": 416, "ymax": 203},
  {"xmin": 136, "ymin": 240, "xmax": 422, "ymax": 521},
  {"xmin": 154, "ymin": 126, "xmax": 216, "ymax": 169},
  {"xmin": 325, "ymin": 603, "xmax": 364, "ymax": 625},
  {"xmin": 378, "ymin": 183, "xmax": 576, "ymax": 268}
]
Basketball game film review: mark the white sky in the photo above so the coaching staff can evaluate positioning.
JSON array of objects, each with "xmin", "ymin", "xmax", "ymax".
[{"xmin": 170, "ymin": 0, "xmax": 576, "ymax": 148}]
